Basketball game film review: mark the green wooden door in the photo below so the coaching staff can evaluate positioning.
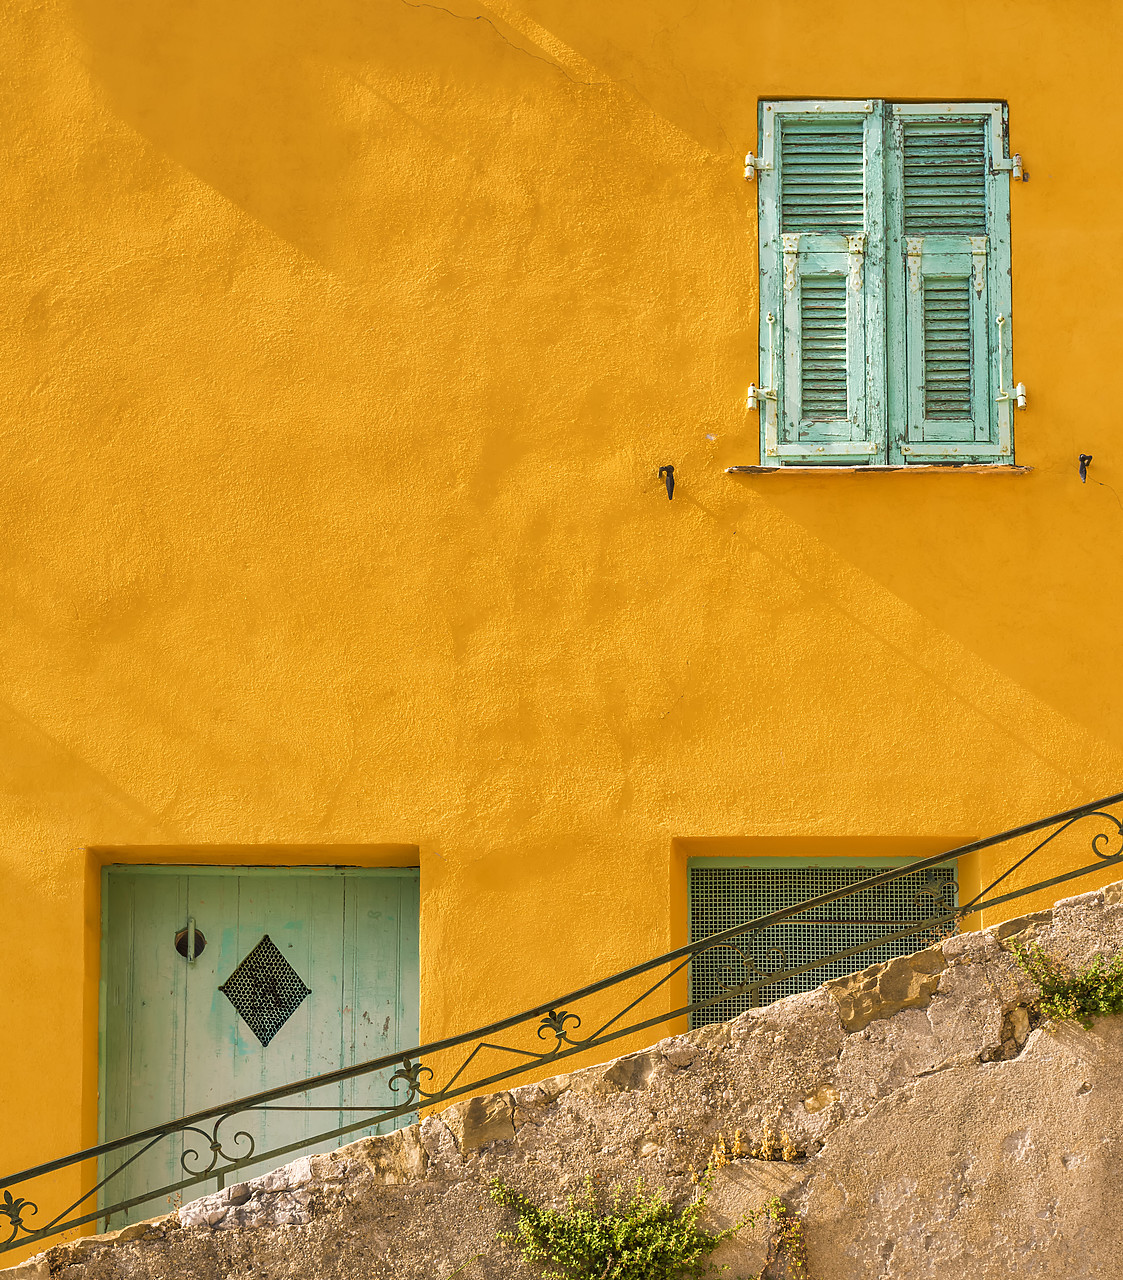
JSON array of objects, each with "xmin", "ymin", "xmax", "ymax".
[{"xmin": 101, "ymin": 867, "xmax": 419, "ymax": 1226}]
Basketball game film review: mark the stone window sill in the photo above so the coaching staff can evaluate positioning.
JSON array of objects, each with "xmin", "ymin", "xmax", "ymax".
[{"xmin": 726, "ymin": 464, "xmax": 1032, "ymax": 475}]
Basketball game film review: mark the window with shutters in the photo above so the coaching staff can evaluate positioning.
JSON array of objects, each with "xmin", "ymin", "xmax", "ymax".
[{"xmin": 753, "ymin": 100, "xmax": 1018, "ymax": 467}]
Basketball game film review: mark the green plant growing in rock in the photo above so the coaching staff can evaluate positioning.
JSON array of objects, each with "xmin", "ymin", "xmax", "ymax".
[
  {"xmin": 1010, "ymin": 942, "xmax": 1123, "ymax": 1030},
  {"xmin": 489, "ymin": 1171, "xmax": 738, "ymax": 1280},
  {"xmin": 489, "ymin": 1170, "xmax": 811, "ymax": 1280},
  {"xmin": 746, "ymin": 1198, "xmax": 809, "ymax": 1278}
]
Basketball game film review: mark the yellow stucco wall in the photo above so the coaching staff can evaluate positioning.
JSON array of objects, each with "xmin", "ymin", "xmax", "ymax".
[{"xmin": 4, "ymin": 0, "xmax": 1123, "ymax": 1255}]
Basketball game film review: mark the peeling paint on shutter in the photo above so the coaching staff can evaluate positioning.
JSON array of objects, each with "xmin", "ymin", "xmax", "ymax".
[
  {"xmin": 922, "ymin": 277, "xmax": 973, "ymax": 418},
  {"xmin": 902, "ymin": 120, "xmax": 988, "ymax": 235},
  {"xmin": 758, "ymin": 101, "xmax": 886, "ymax": 463},
  {"xmin": 781, "ymin": 119, "xmax": 866, "ymax": 234},
  {"xmin": 887, "ymin": 105, "xmax": 1013, "ymax": 462},
  {"xmin": 757, "ymin": 100, "xmax": 1013, "ymax": 467},
  {"xmin": 800, "ymin": 277, "xmax": 849, "ymax": 419}
]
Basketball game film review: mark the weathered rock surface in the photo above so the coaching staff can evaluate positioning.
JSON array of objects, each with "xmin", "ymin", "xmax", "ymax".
[{"xmin": 8, "ymin": 883, "xmax": 1123, "ymax": 1279}]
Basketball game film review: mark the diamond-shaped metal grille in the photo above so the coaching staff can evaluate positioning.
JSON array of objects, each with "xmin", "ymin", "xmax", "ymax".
[
  {"xmin": 689, "ymin": 864, "xmax": 957, "ymax": 1027},
  {"xmin": 219, "ymin": 934, "xmax": 311, "ymax": 1047}
]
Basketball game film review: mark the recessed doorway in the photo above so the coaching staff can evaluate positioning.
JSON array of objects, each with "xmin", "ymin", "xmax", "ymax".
[{"xmin": 100, "ymin": 865, "xmax": 419, "ymax": 1226}]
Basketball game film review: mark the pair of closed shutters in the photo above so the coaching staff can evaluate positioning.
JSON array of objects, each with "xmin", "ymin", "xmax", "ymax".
[{"xmin": 757, "ymin": 100, "xmax": 1015, "ymax": 466}]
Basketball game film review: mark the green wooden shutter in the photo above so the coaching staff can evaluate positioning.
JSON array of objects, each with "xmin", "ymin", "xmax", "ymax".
[
  {"xmin": 886, "ymin": 106, "xmax": 1014, "ymax": 462},
  {"xmin": 757, "ymin": 101, "xmax": 886, "ymax": 465}
]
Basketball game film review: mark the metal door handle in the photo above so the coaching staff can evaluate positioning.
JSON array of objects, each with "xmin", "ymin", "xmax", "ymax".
[{"xmin": 174, "ymin": 918, "xmax": 206, "ymax": 962}]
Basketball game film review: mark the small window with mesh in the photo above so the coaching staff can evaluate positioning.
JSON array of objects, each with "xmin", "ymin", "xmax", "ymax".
[{"xmin": 688, "ymin": 860, "xmax": 957, "ymax": 1028}]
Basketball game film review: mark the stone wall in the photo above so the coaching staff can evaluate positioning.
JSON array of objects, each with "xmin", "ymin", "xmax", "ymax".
[{"xmin": 9, "ymin": 882, "xmax": 1123, "ymax": 1279}]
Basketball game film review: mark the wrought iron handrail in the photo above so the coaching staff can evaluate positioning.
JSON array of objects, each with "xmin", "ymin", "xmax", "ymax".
[{"xmin": 3, "ymin": 789, "xmax": 1123, "ymax": 1254}]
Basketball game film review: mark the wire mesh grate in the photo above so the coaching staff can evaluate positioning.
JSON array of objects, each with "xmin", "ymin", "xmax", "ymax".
[
  {"xmin": 219, "ymin": 934, "xmax": 312, "ymax": 1047},
  {"xmin": 689, "ymin": 863, "xmax": 957, "ymax": 1027}
]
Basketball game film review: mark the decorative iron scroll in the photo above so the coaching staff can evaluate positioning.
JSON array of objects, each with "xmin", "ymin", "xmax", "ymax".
[{"xmin": 3, "ymin": 794, "xmax": 1123, "ymax": 1254}]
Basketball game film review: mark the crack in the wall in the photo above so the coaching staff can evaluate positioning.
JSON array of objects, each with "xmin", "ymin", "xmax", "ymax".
[
  {"xmin": 650, "ymin": 0, "xmax": 736, "ymax": 158},
  {"xmin": 398, "ymin": 0, "xmax": 735, "ymax": 162},
  {"xmin": 399, "ymin": 0, "xmax": 603, "ymax": 88}
]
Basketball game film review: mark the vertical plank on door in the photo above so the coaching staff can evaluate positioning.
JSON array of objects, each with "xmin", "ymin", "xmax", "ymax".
[
  {"xmin": 179, "ymin": 869, "xmax": 240, "ymax": 1188},
  {"xmin": 342, "ymin": 871, "xmax": 420, "ymax": 1135},
  {"xmin": 398, "ymin": 872, "xmax": 421, "ymax": 1061},
  {"xmin": 101, "ymin": 872, "xmax": 187, "ymax": 1227}
]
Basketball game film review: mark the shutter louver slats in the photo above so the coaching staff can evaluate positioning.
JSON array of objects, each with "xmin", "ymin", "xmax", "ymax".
[
  {"xmin": 780, "ymin": 119, "xmax": 866, "ymax": 234},
  {"xmin": 759, "ymin": 101, "xmax": 1013, "ymax": 466},
  {"xmin": 922, "ymin": 278, "xmax": 973, "ymax": 419},
  {"xmin": 764, "ymin": 105, "xmax": 881, "ymax": 459},
  {"xmin": 800, "ymin": 278, "xmax": 849, "ymax": 419},
  {"xmin": 902, "ymin": 120, "xmax": 987, "ymax": 234},
  {"xmin": 894, "ymin": 109, "xmax": 1002, "ymax": 457}
]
